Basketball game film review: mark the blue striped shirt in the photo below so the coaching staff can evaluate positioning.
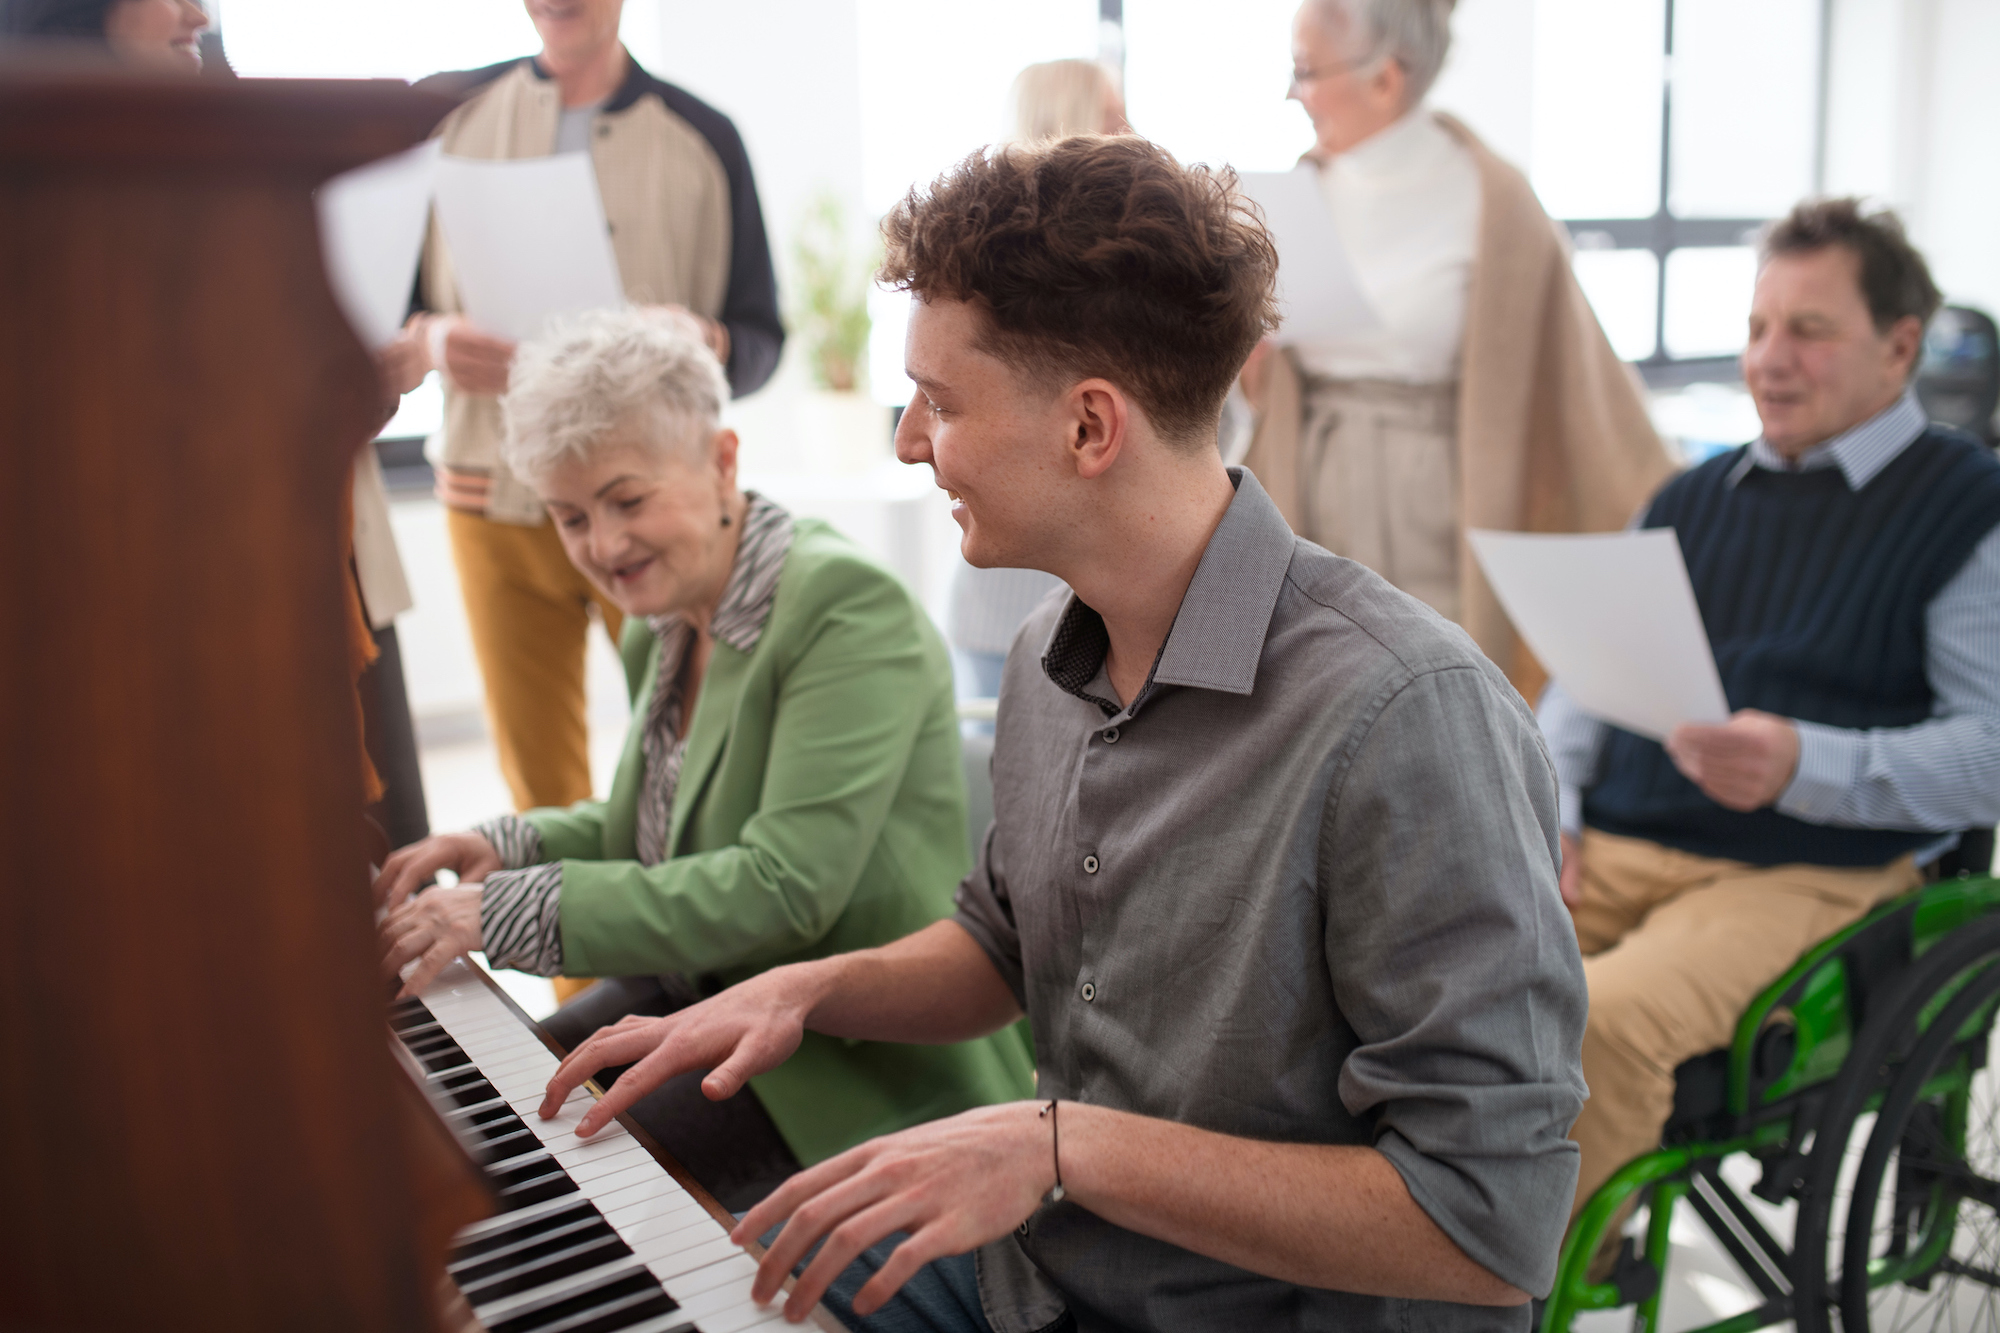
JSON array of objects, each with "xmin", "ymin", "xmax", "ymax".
[{"xmin": 1538, "ymin": 392, "xmax": 2000, "ymax": 862}]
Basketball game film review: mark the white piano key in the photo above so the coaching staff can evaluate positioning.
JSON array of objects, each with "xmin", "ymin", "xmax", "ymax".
[
  {"xmin": 628, "ymin": 1211, "xmax": 731, "ymax": 1264},
  {"xmin": 645, "ymin": 1233, "xmax": 745, "ymax": 1283},
  {"xmin": 570, "ymin": 1158, "xmax": 672, "ymax": 1200},
  {"xmin": 661, "ymin": 1252, "xmax": 760, "ymax": 1298},
  {"xmin": 603, "ymin": 1187, "xmax": 703, "ymax": 1231},
  {"xmin": 616, "ymin": 1200, "xmax": 714, "ymax": 1248},
  {"xmin": 556, "ymin": 1145, "xmax": 655, "ymax": 1186},
  {"xmin": 698, "ymin": 1301, "xmax": 792, "ymax": 1333}
]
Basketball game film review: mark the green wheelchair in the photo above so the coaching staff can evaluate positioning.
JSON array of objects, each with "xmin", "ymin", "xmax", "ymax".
[{"xmin": 1544, "ymin": 870, "xmax": 2000, "ymax": 1333}]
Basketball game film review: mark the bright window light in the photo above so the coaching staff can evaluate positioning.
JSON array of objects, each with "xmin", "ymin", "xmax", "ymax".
[
  {"xmin": 1572, "ymin": 248, "xmax": 1660, "ymax": 362},
  {"xmin": 1123, "ymin": 0, "xmax": 1315, "ymax": 173},
  {"xmin": 1663, "ymin": 246, "xmax": 1757, "ymax": 359},
  {"xmin": 1669, "ymin": 0, "xmax": 1820, "ymax": 218},
  {"xmin": 1530, "ymin": 0, "xmax": 1664, "ymax": 219},
  {"xmin": 856, "ymin": 0, "xmax": 1099, "ymax": 404},
  {"xmin": 215, "ymin": 0, "xmax": 540, "ymax": 80}
]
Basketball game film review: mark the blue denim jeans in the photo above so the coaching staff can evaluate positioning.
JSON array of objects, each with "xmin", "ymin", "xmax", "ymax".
[
  {"xmin": 748, "ymin": 1221, "xmax": 994, "ymax": 1333},
  {"xmin": 820, "ymin": 1234, "xmax": 994, "ymax": 1333}
]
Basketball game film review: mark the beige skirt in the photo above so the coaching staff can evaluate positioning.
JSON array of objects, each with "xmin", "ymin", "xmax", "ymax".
[{"xmin": 1298, "ymin": 375, "xmax": 1461, "ymax": 623}]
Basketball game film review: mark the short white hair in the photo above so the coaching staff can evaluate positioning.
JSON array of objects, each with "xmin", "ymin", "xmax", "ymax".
[
  {"xmin": 1304, "ymin": 0, "xmax": 1456, "ymax": 104},
  {"xmin": 501, "ymin": 308, "xmax": 727, "ymax": 481}
]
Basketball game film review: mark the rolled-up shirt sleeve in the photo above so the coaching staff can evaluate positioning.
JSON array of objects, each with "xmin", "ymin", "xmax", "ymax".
[
  {"xmin": 1324, "ymin": 665, "xmax": 1588, "ymax": 1298},
  {"xmin": 952, "ymin": 820, "xmax": 1027, "ymax": 1010}
]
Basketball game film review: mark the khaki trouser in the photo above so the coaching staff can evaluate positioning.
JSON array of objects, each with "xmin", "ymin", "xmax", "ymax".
[
  {"xmin": 1298, "ymin": 375, "xmax": 1461, "ymax": 623},
  {"xmin": 1569, "ymin": 828, "xmax": 1921, "ymax": 1217},
  {"xmin": 446, "ymin": 509, "xmax": 626, "ymax": 814}
]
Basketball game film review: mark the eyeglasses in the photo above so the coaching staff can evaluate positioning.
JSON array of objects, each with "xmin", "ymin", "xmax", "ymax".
[{"xmin": 1288, "ymin": 53, "xmax": 1383, "ymax": 92}]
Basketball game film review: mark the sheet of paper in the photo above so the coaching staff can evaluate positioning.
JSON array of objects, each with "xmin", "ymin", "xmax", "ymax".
[
  {"xmin": 1234, "ymin": 167, "xmax": 1382, "ymax": 344},
  {"xmin": 431, "ymin": 153, "xmax": 625, "ymax": 342},
  {"xmin": 317, "ymin": 140, "xmax": 440, "ymax": 350},
  {"xmin": 1468, "ymin": 529, "xmax": 1731, "ymax": 741}
]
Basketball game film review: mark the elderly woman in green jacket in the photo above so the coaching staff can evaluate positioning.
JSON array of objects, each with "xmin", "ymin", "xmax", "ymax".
[{"xmin": 376, "ymin": 309, "xmax": 1032, "ymax": 1209}]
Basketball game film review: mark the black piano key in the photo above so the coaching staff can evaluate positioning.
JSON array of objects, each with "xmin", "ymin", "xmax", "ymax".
[
  {"xmin": 458, "ymin": 1232, "xmax": 631, "ymax": 1303},
  {"xmin": 451, "ymin": 1212, "xmax": 611, "ymax": 1280},
  {"xmin": 452, "ymin": 1199, "xmax": 601, "ymax": 1262},
  {"xmin": 487, "ymin": 1268, "xmax": 669, "ymax": 1333},
  {"xmin": 492, "ymin": 1157, "xmax": 581, "ymax": 1209},
  {"xmin": 527, "ymin": 1288, "xmax": 687, "ymax": 1333}
]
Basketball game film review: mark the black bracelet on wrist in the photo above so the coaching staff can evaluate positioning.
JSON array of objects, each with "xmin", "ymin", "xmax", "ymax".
[{"xmin": 1038, "ymin": 1097, "xmax": 1065, "ymax": 1202}]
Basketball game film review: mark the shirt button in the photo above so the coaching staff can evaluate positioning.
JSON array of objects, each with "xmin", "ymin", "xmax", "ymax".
[
  {"xmin": 1083, "ymin": 855, "xmax": 1099, "ymax": 874},
  {"xmin": 1080, "ymin": 982, "xmax": 1096, "ymax": 1002},
  {"xmin": 1101, "ymin": 727, "xmax": 1120, "ymax": 744}
]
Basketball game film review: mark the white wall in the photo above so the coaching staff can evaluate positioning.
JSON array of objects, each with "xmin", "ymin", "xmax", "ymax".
[
  {"xmin": 1428, "ymin": 0, "xmax": 1535, "ymax": 169},
  {"xmin": 1824, "ymin": 0, "xmax": 2000, "ymax": 320}
]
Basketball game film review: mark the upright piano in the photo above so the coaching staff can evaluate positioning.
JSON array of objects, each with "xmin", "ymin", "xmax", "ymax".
[{"xmin": 0, "ymin": 62, "xmax": 828, "ymax": 1333}]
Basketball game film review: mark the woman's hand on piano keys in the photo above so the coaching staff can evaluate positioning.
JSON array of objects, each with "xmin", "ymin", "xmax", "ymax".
[
  {"xmin": 376, "ymin": 832, "xmax": 504, "ymax": 913},
  {"xmin": 380, "ymin": 885, "xmax": 485, "ymax": 999}
]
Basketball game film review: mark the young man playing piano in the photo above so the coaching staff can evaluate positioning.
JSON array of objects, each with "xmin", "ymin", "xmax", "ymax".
[{"xmin": 541, "ymin": 137, "xmax": 1588, "ymax": 1332}]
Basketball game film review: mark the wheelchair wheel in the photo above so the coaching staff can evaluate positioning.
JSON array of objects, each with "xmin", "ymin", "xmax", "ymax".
[
  {"xmin": 1836, "ymin": 956, "xmax": 2000, "ymax": 1333},
  {"xmin": 1793, "ymin": 914, "xmax": 2000, "ymax": 1333}
]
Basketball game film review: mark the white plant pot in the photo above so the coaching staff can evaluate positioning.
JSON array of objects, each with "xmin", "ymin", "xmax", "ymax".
[{"xmin": 795, "ymin": 390, "xmax": 893, "ymax": 475}]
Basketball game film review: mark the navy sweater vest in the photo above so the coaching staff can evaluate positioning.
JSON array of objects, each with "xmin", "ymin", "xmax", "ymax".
[{"xmin": 1585, "ymin": 425, "xmax": 2000, "ymax": 867}]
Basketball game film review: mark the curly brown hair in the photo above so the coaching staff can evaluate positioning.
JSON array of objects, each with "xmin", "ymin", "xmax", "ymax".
[
  {"xmin": 1762, "ymin": 198, "xmax": 1941, "ymax": 335},
  {"xmin": 879, "ymin": 135, "xmax": 1280, "ymax": 449}
]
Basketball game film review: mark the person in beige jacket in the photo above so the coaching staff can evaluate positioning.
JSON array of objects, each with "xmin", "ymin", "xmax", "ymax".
[
  {"xmin": 398, "ymin": 0, "xmax": 782, "ymax": 824},
  {"xmin": 1243, "ymin": 0, "xmax": 1676, "ymax": 695}
]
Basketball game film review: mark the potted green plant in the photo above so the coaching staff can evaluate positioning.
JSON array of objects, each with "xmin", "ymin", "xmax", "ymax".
[{"xmin": 789, "ymin": 192, "xmax": 889, "ymax": 473}]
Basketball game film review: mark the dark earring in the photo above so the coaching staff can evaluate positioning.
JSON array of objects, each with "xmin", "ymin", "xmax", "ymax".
[{"xmin": 720, "ymin": 512, "xmax": 732, "ymax": 527}]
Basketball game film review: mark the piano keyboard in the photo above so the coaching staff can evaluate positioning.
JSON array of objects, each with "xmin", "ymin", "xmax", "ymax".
[{"xmin": 391, "ymin": 960, "xmax": 813, "ymax": 1333}]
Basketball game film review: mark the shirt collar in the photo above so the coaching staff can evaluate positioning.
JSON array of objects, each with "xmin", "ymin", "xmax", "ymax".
[
  {"xmin": 1727, "ymin": 390, "xmax": 1928, "ymax": 491},
  {"xmin": 1039, "ymin": 468, "xmax": 1296, "ymax": 716},
  {"xmin": 648, "ymin": 492, "xmax": 795, "ymax": 656}
]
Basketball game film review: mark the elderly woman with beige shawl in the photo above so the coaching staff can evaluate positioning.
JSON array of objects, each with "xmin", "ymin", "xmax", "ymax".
[{"xmin": 1243, "ymin": 0, "xmax": 1676, "ymax": 694}]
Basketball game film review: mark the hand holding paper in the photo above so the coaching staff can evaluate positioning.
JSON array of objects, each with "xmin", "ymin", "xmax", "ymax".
[{"xmin": 1467, "ymin": 528, "xmax": 1730, "ymax": 741}]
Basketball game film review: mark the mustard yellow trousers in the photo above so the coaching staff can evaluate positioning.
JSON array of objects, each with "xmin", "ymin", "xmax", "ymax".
[{"xmin": 1568, "ymin": 828, "xmax": 1920, "ymax": 1216}]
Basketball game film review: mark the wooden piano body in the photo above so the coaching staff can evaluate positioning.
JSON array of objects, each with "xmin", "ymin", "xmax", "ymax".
[{"xmin": 0, "ymin": 63, "xmax": 826, "ymax": 1333}]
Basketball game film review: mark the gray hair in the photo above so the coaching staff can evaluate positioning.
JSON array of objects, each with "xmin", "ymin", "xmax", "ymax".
[
  {"xmin": 501, "ymin": 307, "xmax": 728, "ymax": 481},
  {"xmin": 1304, "ymin": 0, "xmax": 1456, "ymax": 105}
]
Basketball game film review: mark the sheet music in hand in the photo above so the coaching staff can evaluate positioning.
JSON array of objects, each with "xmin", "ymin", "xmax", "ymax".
[
  {"xmin": 432, "ymin": 153, "xmax": 627, "ymax": 342},
  {"xmin": 1468, "ymin": 528, "xmax": 1731, "ymax": 741},
  {"xmin": 318, "ymin": 140, "xmax": 441, "ymax": 350},
  {"xmin": 1233, "ymin": 167, "xmax": 1382, "ymax": 345}
]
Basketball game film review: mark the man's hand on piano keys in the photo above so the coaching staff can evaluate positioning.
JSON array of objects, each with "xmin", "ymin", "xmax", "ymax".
[
  {"xmin": 380, "ymin": 884, "xmax": 485, "ymax": 999},
  {"xmin": 540, "ymin": 967, "xmax": 819, "ymax": 1140},
  {"xmin": 731, "ymin": 1103, "xmax": 1054, "ymax": 1322},
  {"xmin": 376, "ymin": 832, "xmax": 504, "ymax": 913}
]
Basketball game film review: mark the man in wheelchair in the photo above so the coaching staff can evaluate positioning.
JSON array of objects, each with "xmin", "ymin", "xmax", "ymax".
[{"xmin": 1536, "ymin": 199, "xmax": 2000, "ymax": 1260}]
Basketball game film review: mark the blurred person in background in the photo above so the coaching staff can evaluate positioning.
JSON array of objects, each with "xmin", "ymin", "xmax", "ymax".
[
  {"xmin": 1241, "ymin": 0, "xmax": 1676, "ymax": 696},
  {"xmin": 399, "ymin": 0, "xmax": 784, "ymax": 879},
  {"xmin": 0, "ymin": 0, "xmax": 207, "ymax": 69},
  {"xmin": 944, "ymin": 58, "xmax": 1131, "ymax": 702}
]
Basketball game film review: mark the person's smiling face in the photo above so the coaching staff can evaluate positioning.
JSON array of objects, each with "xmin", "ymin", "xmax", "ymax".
[
  {"xmin": 103, "ymin": 0, "xmax": 207, "ymax": 72},
  {"xmin": 524, "ymin": 0, "xmax": 625, "ymax": 66},
  {"xmin": 893, "ymin": 298, "xmax": 1077, "ymax": 573},
  {"xmin": 1742, "ymin": 246, "xmax": 1922, "ymax": 458},
  {"xmin": 536, "ymin": 425, "xmax": 741, "ymax": 621}
]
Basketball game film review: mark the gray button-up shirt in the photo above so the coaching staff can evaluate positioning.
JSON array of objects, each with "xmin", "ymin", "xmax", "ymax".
[{"xmin": 955, "ymin": 470, "xmax": 1586, "ymax": 1333}]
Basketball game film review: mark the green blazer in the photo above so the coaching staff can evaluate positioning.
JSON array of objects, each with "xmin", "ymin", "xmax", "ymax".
[{"xmin": 523, "ymin": 519, "xmax": 1033, "ymax": 1163}]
